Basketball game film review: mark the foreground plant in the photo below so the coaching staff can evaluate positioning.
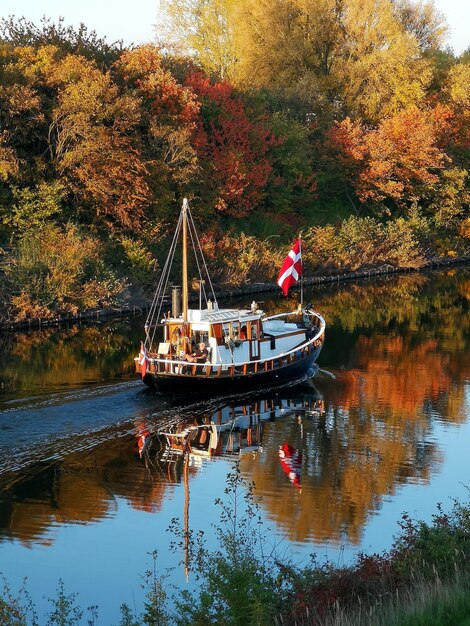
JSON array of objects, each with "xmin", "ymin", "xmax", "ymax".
[
  {"xmin": 168, "ymin": 464, "xmax": 285, "ymax": 626},
  {"xmin": 118, "ymin": 551, "xmax": 169, "ymax": 626},
  {"xmin": 0, "ymin": 576, "xmax": 38, "ymax": 626}
]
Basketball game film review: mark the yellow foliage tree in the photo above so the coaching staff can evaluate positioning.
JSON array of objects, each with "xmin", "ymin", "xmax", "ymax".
[
  {"xmin": 160, "ymin": 0, "xmax": 435, "ymax": 122},
  {"xmin": 46, "ymin": 52, "xmax": 150, "ymax": 228},
  {"xmin": 0, "ymin": 140, "xmax": 18, "ymax": 181},
  {"xmin": 159, "ymin": 0, "xmax": 238, "ymax": 81},
  {"xmin": 338, "ymin": 0, "xmax": 431, "ymax": 120}
]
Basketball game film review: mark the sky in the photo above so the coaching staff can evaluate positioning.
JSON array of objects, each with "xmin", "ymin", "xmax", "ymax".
[{"xmin": 0, "ymin": 0, "xmax": 469, "ymax": 54}]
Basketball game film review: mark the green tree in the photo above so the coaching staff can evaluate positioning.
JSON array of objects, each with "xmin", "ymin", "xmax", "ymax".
[{"xmin": 1, "ymin": 181, "xmax": 65, "ymax": 237}]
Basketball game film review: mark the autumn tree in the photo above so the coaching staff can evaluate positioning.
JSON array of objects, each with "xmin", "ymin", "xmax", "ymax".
[
  {"xmin": 443, "ymin": 62, "xmax": 470, "ymax": 164},
  {"xmin": 161, "ymin": 0, "xmax": 435, "ymax": 123},
  {"xmin": 338, "ymin": 0, "xmax": 431, "ymax": 121},
  {"xmin": 0, "ymin": 42, "xmax": 152, "ymax": 232},
  {"xmin": 114, "ymin": 45, "xmax": 200, "ymax": 213},
  {"xmin": 45, "ymin": 51, "xmax": 150, "ymax": 229},
  {"xmin": 186, "ymin": 72, "xmax": 280, "ymax": 217},
  {"xmin": 158, "ymin": 0, "xmax": 238, "ymax": 81},
  {"xmin": 329, "ymin": 106, "xmax": 446, "ymax": 212},
  {"xmin": 428, "ymin": 63, "xmax": 470, "ymax": 227},
  {"xmin": 392, "ymin": 0, "xmax": 448, "ymax": 52},
  {"xmin": 0, "ymin": 138, "xmax": 18, "ymax": 183},
  {"xmin": 0, "ymin": 43, "xmax": 48, "ymax": 186},
  {"xmin": 0, "ymin": 16, "xmax": 123, "ymax": 67},
  {"xmin": 1, "ymin": 181, "xmax": 65, "ymax": 237}
]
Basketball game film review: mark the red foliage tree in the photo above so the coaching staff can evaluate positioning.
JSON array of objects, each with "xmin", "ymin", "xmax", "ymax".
[{"xmin": 186, "ymin": 72, "xmax": 281, "ymax": 217}]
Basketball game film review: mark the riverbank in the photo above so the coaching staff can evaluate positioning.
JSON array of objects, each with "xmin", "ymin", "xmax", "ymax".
[{"xmin": 1, "ymin": 255, "xmax": 469, "ymax": 332}]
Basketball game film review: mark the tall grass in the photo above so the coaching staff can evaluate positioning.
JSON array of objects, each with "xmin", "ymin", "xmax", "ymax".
[{"xmin": 326, "ymin": 567, "xmax": 470, "ymax": 626}]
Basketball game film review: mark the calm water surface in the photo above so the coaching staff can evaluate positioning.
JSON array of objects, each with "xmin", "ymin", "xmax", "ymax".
[{"xmin": 0, "ymin": 268, "xmax": 469, "ymax": 622}]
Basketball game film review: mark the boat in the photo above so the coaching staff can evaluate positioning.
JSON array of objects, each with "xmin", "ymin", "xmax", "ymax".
[{"xmin": 135, "ymin": 198, "xmax": 326, "ymax": 392}]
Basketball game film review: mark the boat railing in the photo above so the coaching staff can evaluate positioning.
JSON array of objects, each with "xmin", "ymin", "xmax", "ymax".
[
  {"xmin": 264, "ymin": 308, "xmax": 321, "ymax": 323},
  {"xmin": 147, "ymin": 310, "xmax": 325, "ymax": 375}
]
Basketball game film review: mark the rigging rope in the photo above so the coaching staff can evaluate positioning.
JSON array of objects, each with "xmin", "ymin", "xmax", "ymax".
[
  {"xmin": 144, "ymin": 199, "xmax": 224, "ymax": 351},
  {"xmin": 145, "ymin": 210, "xmax": 183, "ymax": 350}
]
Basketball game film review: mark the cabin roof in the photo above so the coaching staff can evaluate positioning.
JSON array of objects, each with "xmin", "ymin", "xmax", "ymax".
[
  {"xmin": 164, "ymin": 308, "xmax": 261, "ymax": 324},
  {"xmin": 188, "ymin": 308, "xmax": 260, "ymax": 323}
]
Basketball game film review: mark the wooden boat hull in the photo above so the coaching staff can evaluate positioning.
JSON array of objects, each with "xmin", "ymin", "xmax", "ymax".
[{"xmin": 140, "ymin": 345, "xmax": 321, "ymax": 393}]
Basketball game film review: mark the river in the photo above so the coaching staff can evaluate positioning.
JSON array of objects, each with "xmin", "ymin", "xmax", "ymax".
[{"xmin": 0, "ymin": 267, "xmax": 469, "ymax": 623}]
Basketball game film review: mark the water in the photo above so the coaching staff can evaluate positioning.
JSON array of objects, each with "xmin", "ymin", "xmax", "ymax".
[{"xmin": 0, "ymin": 267, "xmax": 469, "ymax": 623}]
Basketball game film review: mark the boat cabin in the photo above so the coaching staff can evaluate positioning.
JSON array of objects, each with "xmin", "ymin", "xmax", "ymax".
[{"xmin": 153, "ymin": 301, "xmax": 310, "ymax": 368}]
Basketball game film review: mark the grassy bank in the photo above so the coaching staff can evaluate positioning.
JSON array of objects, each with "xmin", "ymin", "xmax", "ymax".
[
  {"xmin": 329, "ymin": 571, "xmax": 470, "ymax": 626},
  {"xmin": 1, "ymin": 468, "xmax": 469, "ymax": 625}
]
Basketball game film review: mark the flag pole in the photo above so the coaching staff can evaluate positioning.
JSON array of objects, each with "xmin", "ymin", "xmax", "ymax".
[{"xmin": 299, "ymin": 231, "xmax": 304, "ymax": 308}]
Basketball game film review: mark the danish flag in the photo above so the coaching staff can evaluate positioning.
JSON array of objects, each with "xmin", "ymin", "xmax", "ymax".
[
  {"xmin": 277, "ymin": 239, "xmax": 302, "ymax": 296},
  {"xmin": 139, "ymin": 342, "xmax": 149, "ymax": 379},
  {"xmin": 138, "ymin": 430, "xmax": 151, "ymax": 458}
]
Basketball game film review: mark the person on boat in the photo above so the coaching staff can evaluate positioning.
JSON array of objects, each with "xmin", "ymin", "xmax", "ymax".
[{"xmin": 184, "ymin": 342, "xmax": 208, "ymax": 363}]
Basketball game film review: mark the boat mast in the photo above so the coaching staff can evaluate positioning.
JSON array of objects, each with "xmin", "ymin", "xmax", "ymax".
[{"xmin": 182, "ymin": 198, "xmax": 189, "ymax": 322}]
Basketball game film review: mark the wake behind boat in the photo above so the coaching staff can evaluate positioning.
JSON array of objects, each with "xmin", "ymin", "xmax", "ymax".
[{"xmin": 135, "ymin": 199, "xmax": 325, "ymax": 392}]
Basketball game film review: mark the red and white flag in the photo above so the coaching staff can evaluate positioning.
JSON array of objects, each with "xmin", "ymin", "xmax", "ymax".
[
  {"xmin": 278, "ymin": 442, "xmax": 302, "ymax": 488},
  {"xmin": 139, "ymin": 342, "xmax": 149, "ymax": 379},
  {"xmin": 277, "ymin": 239, "xmax": 302, "ymax": 296},
  {"xmin": 137, "ymin": 430, "xmax": 151, "ymax": 458}
]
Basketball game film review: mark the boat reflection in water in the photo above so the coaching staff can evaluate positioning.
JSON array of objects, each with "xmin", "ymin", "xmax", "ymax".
[
  {"xmin": 136, "ymin": 385, "xmax": 325, "ymax": 577},
  {"xmin": 138, "ymin": 386, "xmax": 325, "ymax": 469}
]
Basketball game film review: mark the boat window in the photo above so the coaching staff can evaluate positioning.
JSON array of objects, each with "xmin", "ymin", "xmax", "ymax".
[
  {"xmin": 250, "ymin": 322, "xmax": 258, "ymax": 340},
  {"xmin": 194, "ymin": 331, "xmax": 209, "ymax": 346}
]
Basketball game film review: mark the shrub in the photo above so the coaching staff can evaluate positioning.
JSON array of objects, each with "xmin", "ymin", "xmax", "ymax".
[
  {"xmin": 118, "ymin": 235, "xmax": 157, "ymax": 294},
  {"xmin": 2, "ymin": 222, "xmax": 126, "ymax": 321},
  {"xmin": 200, "ymin": 231, "xmax": 282, "ymax": 285},
  {"xmin": 303, "ymin": 215, "xmax": 425, "ymax": 273},
  {"xmin": 170, "ymin": 466, "xmax": 284, "ymax": 625}
]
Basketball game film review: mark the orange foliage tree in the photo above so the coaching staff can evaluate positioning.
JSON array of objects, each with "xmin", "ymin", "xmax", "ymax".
[
  {"xmin": 115, "ymin": 45, "xmax": 201, "ymax": 210},
  {"xmin": 47, "ymin": 52, "xmax": 151, "ymax": 229},
  {"xmin": 329, "ymin": 106, "xmax": 447, "ymax": 212}
]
